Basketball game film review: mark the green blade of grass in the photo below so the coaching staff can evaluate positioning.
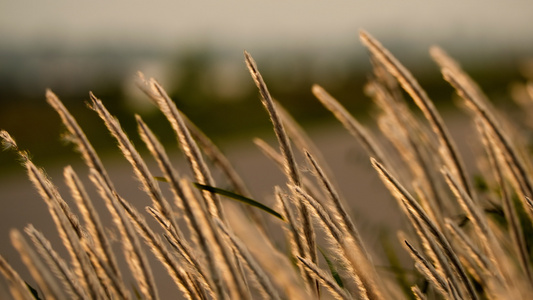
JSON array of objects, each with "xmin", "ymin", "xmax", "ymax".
[
  {"xmin": 317, "ymin": 246, "xmax": 344, "ymax": 289},
  {"xmin": 154, "ymin": 176, "xmax": 168, "ymax": 183},
  {"xmin": 193, "ymin": 183, "xmax": 284, "ymax": 221}
]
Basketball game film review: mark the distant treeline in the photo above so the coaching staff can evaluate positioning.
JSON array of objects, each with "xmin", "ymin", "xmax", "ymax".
[{"xmin": 0, "ymin": 47, "xmax": 525, "ymax": 172}]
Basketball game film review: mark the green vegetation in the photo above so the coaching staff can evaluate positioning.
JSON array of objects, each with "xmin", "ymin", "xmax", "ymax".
[{"xmin": 1, "ymin": 30, "xmax": 533, "ymax": 299}]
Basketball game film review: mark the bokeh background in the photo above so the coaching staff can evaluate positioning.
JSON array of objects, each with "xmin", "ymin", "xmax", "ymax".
[
  {"xmin": 1, "ymin": 1, "xmax": 533, "ymax": 298},
  {"xmin": 2, "ymin": 1, "xmax": 533, "ymax": 170}
]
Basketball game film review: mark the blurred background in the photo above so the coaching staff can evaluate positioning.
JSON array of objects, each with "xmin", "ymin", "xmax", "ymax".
[
  {"xmin": 1, "ymin": 1, "xmax": 533, "ymax": 170},
  {"xmin": 1, "ymin": 1, "xmax": 533, "ymax": 297}
]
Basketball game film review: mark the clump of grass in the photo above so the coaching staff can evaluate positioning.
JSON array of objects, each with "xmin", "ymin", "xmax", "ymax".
[{"xmin": 2, "ymin": 30, "xmax": 533, "ymax": 300}]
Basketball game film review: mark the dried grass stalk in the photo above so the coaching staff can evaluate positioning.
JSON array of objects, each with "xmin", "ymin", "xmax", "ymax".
[
  {"xmin": 478, "ymin": 120, "xmax": 532, "ymax": 282},
  {"xmin": 180, "ymin": 179, "xmax": 250, "ymax": 300},
  {"xmin": 403, "ymin": 240, "xmax": 447, "ymax": 296},
  {"xmin": 296, "ymin": 256, "xmax": 351, "ymax": 300},
  {"xmin": 90, "ymin": 94, "xmax": 181, "ymax": 239},
  {"xmin": 146, "ymin": 77, "xmax": 226, "ymax": 220},
  {"xmin": 291, "ymin": 185, "xmax": 385, "ymax": 300},
  {"xmin": 244, "ymin": 51, "xmax": 301, "ymax": 187},
  {"xmin": 22, "ymin": 158, "xmax": 106, "ymax": 299},
  {"xmin": 411, "ymin": 285, "xmax": 427, "ymax": 300},
  {"xmin": 24, "ymin": 225, "xmax": 88, "ymax": 299},
  {"xmin": 64, "ymin": 166, "xmax": 121, "ymax": 280},
  {"xmin": 446, "ymin": 279, "xmax": 462, "ymax": 300},
  {"xmin": 444, "ymin": 219, "xmax": 490, "ymax": 283},
  {"xmin": 245, "ymin": 50, "xmax": 318, "ymax": 294},
  {"xmin": 371, "ymin": 158, "xmax": 478, "ymax": 300},
  {"xmin": 402, "ymin": 209, "xmax": 465, "ymax": 299},
  {"xmin": 182, "ymin": 114, "xmax": 270, "ymax": 236},
  {"xmin": 430, "ymin": 46, "xmax": 490, "ymax": 105},
  {"xmin": 360, "ymin": 30, "xmax": 473, "ymax": 200},
  {"xmin": 275, "ymin": 187, "xmax": 316, "ymax": 292},
  {"xmin": 442, "ymin": 68, "xmax": 533, "ymax": 218},
  {"xmin": 304, "ymin": 150, "xmax": 368, "ymax": 257},
  {"xmin": 369, "ymin": 80, "xmax": 446, "ymax": 223},
  {"xmin": 46, "ymin": 90, "xmax": 114, "ymax": 191},
  {"xmin": 136, "ymin": 116, "xmax": 217, "ymax": 291},
  {"xmin": 183, "ymin": 115, "xmax": 252, "ymax": 198},
  {"xmin": 89, "ymin": 169, "xmax": 159, "ymax": 300},
  {"xmin": 441, "ymin": 168, "xmax": 508, "ymax": 287},
  {"xmin": 115, "ymin": 196, "xmax": 199, "ymax": 299},
  {"xmin": 312, "ymin": 84, "xmax": 390, "ymax": 169},
  {"xmin": 215, "ymin": 218, "xmax": 281, "ymax": 300},
  {"xmin": 81, "ymin": 241, "xmax": 131, "ymax": 300},
  {"xmin": 0, "ymin": 254, "xmax": 38, "ymax": 300},
  {"xmin": 225, "ymin": 198, "xmax": 309, "ymax": 300},
  {"xmin": 10, "ymin": 229, "xmax": 68, "ymax": 300},
  {"xmin": 276, "ymin": 100, "xmax": 332, "ymax": 177}
]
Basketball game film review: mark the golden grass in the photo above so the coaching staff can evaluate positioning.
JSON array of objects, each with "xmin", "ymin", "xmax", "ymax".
[{"xmin": 2, "ymin": 30, "xmax": 533, "ymax": 300}]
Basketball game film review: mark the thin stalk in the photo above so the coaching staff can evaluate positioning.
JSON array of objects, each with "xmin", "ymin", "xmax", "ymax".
[
  {"xmin": 90, "ymin": 169, "xmax": 159, "ymax": 300},
  {"xmin": 148, "ymin": 78, "xmax": 226, "ymax": 221},
  {"xmin": 371, "ymin": 158, "xmax": 478, "ymax": 300},
  {"xmin": 297, "ymin": 256, "xmax": 352, "ymax": 300},
  {"xmin": 0, "ymin": 253, "xmax": 43, "ymax": 300},
  {"xmin": 10, "ymin": 229, "xmax": 69, "ymax": 300},
  {"xmin": 245, "ymin": 51, "xmax": 318, "ymax": 294},
  {"xmin": 215, "ymin": 218, "xmax": 282, "ymax": 300},
  {"xmin": 360, "ymin": 30, "xmax": 473, "ymax": 201},
  {"xmin": 64, "ymin": 166, "xmax": 122, "ymax": 281},
  {"xmin": 25, "ymin": 225, "xmax": 89, "ymax": 299},
  {"xmin": 442, "ymin": 68, "xmax": 533, "ymax": 218}
]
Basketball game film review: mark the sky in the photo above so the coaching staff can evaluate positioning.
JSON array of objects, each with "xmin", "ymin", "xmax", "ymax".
[{"xmin": 1, "ymin": 1, "xmax": 532, "ymax": 57}]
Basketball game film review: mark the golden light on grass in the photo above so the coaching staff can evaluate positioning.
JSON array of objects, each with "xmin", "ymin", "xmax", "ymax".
[{"xmin": 1, "ymin": 30, "xmax": 533, "ymax": 300}]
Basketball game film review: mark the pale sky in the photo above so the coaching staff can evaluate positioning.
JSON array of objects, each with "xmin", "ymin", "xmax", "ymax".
[{"xmin": 1, "ymin": 1, "xmax": 532, "ymax": 57}]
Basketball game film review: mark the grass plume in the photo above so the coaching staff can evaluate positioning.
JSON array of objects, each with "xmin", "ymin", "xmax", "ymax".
[{"xmin": 2, "ymin": 29, "xmax": 533, "ymax": 300}]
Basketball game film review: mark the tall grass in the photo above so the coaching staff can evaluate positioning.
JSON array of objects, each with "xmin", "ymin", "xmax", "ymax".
[{"xmin": 2, "ymin": 30, "xmax": 533, "ymax": 299}]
